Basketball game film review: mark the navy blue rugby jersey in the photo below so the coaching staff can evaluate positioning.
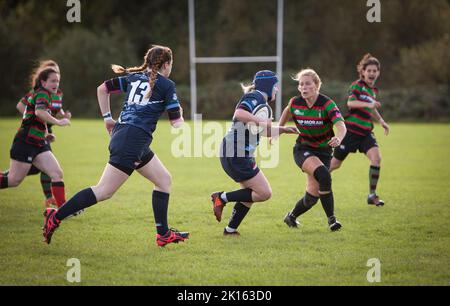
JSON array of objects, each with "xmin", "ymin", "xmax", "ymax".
[
  {"xmin": 105, "ymin": 72, "xmax": 180, "ymax": 135},
  {"xmin": 223, "ymin": 90, "xmax": 270, "ymax": 157}
]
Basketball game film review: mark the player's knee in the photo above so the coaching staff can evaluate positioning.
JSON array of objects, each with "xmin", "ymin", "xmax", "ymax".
[
  {"xmin": 156, "ymin": 172, "xmax": 172, "ymax": 191},
  {"xmin": 258, "ymin": 187, "xmax": 272, "ymax": 201},
  {"xmin": 49, "ymin": 168, "xmax": 64, "ymax": 181},
  {"xmin": 313, "ymin": 165, "xmax": 332, "ymax": 192},
  {"xmin": 372, "ymin": 155, "xmax": 381, "ymax": 166},
  {"xmin": 8, "ymin": 176, "xmax": 23, "ymax": 187},
  {"xmin": 91, "ymin": 185, "xmax": 114, "ymax": 201}
]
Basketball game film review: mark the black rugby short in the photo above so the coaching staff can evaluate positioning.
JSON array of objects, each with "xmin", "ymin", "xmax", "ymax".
[
  {"xmin": 10, "ymin": 138, "xmax": 51, "ymax": 164},
  {"xmin": 333, "ymin": 132, "xmax": 378, "ymax": 161},
  {"xmin": 293, "ymin": 143, "xmax": 332, "ymax": 170},
  {"xmin": 108, "ymin": 124, "xmax": 155, "ymax": 176}
]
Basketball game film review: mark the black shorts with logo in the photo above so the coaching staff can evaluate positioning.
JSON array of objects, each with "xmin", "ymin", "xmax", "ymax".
[
  {"xmin": 108, "ymin": 123, "xmax": 155, "ymax": 176},
  {"xmin": 333, "ymin": 131, "xmax": 378, "ymax": 161},
  {"xmin": 293, "ymin": 143, "xmax": 332, "ymax": 170},
  {"xmin": 10, "ymin": 137, "xmax": 51, "ymax": 164}
]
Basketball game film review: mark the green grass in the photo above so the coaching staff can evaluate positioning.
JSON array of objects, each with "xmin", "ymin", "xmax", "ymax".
[{"xmin": 0, "ymin": 119, "xmax": 449, "ymax": 285}]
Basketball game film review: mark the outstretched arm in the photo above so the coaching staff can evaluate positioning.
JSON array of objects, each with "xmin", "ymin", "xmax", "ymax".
[
  {"xmin": 269, "ymin": 103, "xmax": 297, "ymax": 142},
  {"xmin": 278, "ymin": 104, "xmax": 291, "ymax": 127}
]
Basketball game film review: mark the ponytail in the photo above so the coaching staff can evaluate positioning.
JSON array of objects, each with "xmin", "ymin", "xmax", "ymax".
[
  {"xmin": 111, "ymin": 45, "xmax": 172, "ymax": 99},
  {"xmin": 240, "ymin": 83, "xmax": 256, "ymax": 94},
  {"xmin": 111, "ymin": 63, "xmax": 147, "ymax": 74}
]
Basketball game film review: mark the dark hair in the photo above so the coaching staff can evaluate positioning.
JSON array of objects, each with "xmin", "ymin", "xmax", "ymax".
[
  {"xmin": 357, "ymin": 53, "xmax": 380, "ymax": 79},
  {"xmin": 33, "ymin": 67, "xmax": 59, "ymax": 91},
  {"xmin": 111, "ymin": 45, "xmax": 173, "ymax": 98},
  {"xmin": 30, "ymin": 60, "xmax": 59, "ymax": 88}
]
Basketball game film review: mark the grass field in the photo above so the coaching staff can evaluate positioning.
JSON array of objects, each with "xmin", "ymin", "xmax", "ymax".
[{"xmin": 0, "ymin": 118, "xmax": 449, "ymax": 286}]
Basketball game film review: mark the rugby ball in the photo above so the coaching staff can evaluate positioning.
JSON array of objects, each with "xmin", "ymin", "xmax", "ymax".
[{"xmin": 248, "ymin": 104, "xmax": 273, "ymax": 134}]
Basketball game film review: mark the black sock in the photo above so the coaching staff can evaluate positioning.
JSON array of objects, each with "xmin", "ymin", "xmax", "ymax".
[
  {"xmin": 40, "ymin": 172, "xmax": 53, "ymax": 199},
  {"xmin": 369, "ymin": 165, "xmax": 380, "ymax": 194},
  {"xmin": 0, "ymin": 173, "xmax": 8, "ymax": 189},
  {"xmin": 292, "ymin": 192, "xmax": 319, "ymax": 218},
  {"xmin": 152, "ymin": 190, "xmax": 169, "ymax": 236},
  {"xmin": 225, "ymin": 189, "xmax": 253, "ymax": 203},
  {"xmin": 228, "ymin": 202, "xmax": 250, "ymax": 230},
  {"xmin": 319, "ymin": 192, "xmax": 334, "ymax": 218},
  {"xmin": 55, "ymin": 188, "xmax": 98, "ymax": 220}
]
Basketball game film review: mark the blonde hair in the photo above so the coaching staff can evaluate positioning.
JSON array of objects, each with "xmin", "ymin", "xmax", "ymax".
[
  {"xmin": 112, "ymin": 45, "xmax": 172, "ymax": 99},
  {"xmin": 240, "ymin": 83, "xmax": 256, "ymax": 94},
  {"xmin": 292, "ymin": 68, "xmax": 322, "ymax": 91}
]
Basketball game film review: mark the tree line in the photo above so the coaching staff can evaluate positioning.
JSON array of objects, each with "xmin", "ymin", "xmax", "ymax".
[{"xmin": 1, "ymin": 0, "xmax": 449, "ymax": 120}]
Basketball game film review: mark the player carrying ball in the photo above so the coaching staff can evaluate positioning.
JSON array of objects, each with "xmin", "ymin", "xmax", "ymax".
[{"xmin": 211, "ymin": 70, "xmax": 297, "ymax": 236}]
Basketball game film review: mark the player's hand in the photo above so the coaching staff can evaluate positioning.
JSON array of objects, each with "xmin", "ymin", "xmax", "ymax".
[
  {"xmin": 328, "ymin": 136, "xmax": 341, "ymax": 148},
  {"xmin": 57, "ymin": 118, "xmax": 71, "ymax": 126},
  {"xmin": 368, "ymin": 101, "xmax": 381, "ymax": 109},
  {"xmin": 381, "ymin": 120, "xmax": 390, "ymax": 136},
  {"xmin": 64, "ymin": 110, "xmax": 72, "ymax": 119},
  {"xmin": 281, "ymin": 126, "xmax": 299, "ymax": 134},
  {"xmin": 46, "ymin": 133, "xmax": 56, "ymax": 143},
  {"xmin": 105, "ymin": 118, "xmax": 116, "ymax": 135}
]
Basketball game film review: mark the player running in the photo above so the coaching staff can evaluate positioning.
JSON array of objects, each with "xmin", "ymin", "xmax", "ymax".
[
  {"xmin": 0, "ymin": 67, "xmax": 71, "ymax": 208},
  {"xmin": 42, "ymin": 45, "xmax": 189, "ymax": 247},
  {"xmin": 211, "ymin": 70, "xmax": 298, "ymax": 236},
  {"xmin": 330, "ymin": 54, "xmax": 390, "ymax": 206},
  {"xmin": 280, "ymin": 69, "xmax": 347, "ymax": 231},
  {"xmin": 14, "ymin": 60, "xmax": 71, "ymax": 208}
]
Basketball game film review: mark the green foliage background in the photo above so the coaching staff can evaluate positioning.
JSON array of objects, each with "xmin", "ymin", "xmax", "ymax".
[{"xmin": 0, "ymin": 0, "xmax": 449, "ymax": 119}]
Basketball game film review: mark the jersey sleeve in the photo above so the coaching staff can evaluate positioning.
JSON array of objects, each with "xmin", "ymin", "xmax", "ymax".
[
  {"xmin": 104, "ymin": 77, "xmax": 128, "ymax": 94},
  {"xmin": 237, "ymin": 98, "xmax": 258, "ymax": 113},
  {"xmin": 164, "ymin": 82, "xmax": 181, "ymax": 110},
  {"xmin": 18, "ymin": 91, "xmax": 33, "ymax": 106},
  {"xmin": 347, "ymin": 83, "xmax": 360, "ymax": 102},
  {"xmin": 35, "ymin": 92, "xmax": 51, "ymax": 111},
  {"xmin": 325, "ymin": 100, "xmax": 344, "ymax": 124}
]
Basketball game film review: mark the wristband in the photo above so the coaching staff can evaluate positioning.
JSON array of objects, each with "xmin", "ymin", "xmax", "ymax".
[{"xmin": 102, "ymin": 112, "xmax": 112, "ymax": 121}]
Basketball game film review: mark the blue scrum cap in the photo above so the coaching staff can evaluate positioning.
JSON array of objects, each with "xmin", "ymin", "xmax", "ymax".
[{"xmin": 253, "ymin": 70, "xmax": 279, "ymax": 98}]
